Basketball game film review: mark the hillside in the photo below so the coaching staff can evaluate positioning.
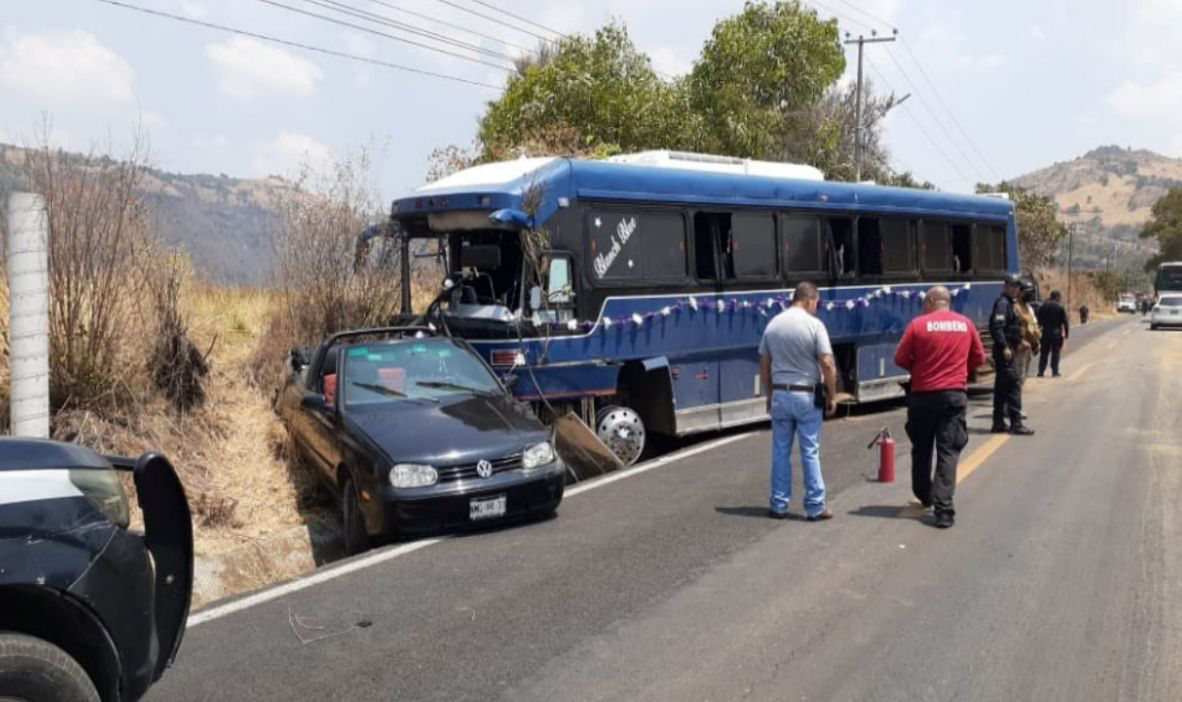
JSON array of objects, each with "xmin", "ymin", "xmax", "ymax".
[
  {"xmin": 0, "ymin": 143, "xmax": 293, "ymax": 284},
  {"xmin": 1011, "ymin": 145, "xmax": 1173, "ymax": 270}
]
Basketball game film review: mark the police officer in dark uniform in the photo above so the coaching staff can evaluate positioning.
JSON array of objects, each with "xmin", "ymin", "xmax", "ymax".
[
  {"xmin": 991, "ymin": 274, "xmax": 1035, "ymax": 435},
  {"xmin": 1036, "ymin": 290, "xmax": 1069, "ymax": 377}
]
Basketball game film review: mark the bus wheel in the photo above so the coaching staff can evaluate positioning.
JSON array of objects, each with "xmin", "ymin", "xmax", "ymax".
[{"xmin": 595, "ymin": 405, "xmax": 646, "ymax": 467}]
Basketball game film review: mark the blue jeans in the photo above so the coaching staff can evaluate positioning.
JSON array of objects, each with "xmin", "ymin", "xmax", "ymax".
[{"xmin": 769, "ymin": 390, "xmax": 826, "ymax": 517}]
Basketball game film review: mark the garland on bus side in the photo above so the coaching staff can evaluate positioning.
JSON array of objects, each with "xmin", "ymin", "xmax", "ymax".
[{"xmin": 546, "ymin": 283, "xmax": 976, "ymax": 333}]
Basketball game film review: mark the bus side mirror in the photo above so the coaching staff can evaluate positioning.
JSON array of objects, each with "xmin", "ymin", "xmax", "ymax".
[
  {"xmin": 490, "ymin": 208, "xmax": 534, "ymax": 229},
  {"xmin": 529, "ymin": 286, "xmax": 542, "ymax": 311}
]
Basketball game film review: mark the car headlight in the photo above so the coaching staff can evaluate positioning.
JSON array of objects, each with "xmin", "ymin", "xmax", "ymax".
[
  {"xmin": 522, "ymin": 441, "xmax": 556, "ymax": 470},
  {"xmin": 389, "ymin": 464, "xmax": 438, "ymax": 488},
  {"xmin": 69, "ymin": 467, "xmax": 130, "ymax": 528}
]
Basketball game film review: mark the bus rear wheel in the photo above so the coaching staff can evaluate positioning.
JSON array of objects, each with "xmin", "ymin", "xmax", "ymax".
[{"xmin": 595, "ymin": 405, "xmax": 646, "ymax": 467}]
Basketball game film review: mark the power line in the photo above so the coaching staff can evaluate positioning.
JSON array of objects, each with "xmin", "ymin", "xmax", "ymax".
[
  {"xmin": 360, "ymin": 0, "xmax": 534, "ymax": 55},
  {"xmin": 295, "ymin": 0, "xmax": 521, "ymax": 63},
  {"xmin": 91, "ymin": 0, "xmax": 503, "ymax": 89},
  {"xmin": 804, "ymin": 0, "xmax": 877, "ymax": 33},
  {"xmin": 429, "ymin": 0, "xmax": 559, "ymax": 45},
  {"xmin": 866, "ymin": 55, "xmax": 973, "ymax": 185},
  {"xmin": 881, "ymin": 46, "xmax": 988, "ymax": 182},
  {"xmin": 254, "ymin": 0, "xmax": 515, "ymax": 72},
  {"xmin": 899, "ymin": 38, "xmax": 1001, "ymax": 181},
  {"xmin": 834, "ymin": 0, "xmax": 895, "ymax": 30},
  {"xmin": 461, "ymin": 0, "xmax": 563, "ymax": 38}
]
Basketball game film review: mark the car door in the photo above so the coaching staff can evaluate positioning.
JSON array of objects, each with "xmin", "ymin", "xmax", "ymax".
[{"xmin": 298, "ymin": 347, "xmax": 343, "ymax": 483}]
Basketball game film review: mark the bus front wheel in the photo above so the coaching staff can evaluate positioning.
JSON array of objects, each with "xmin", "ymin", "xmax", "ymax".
[{"xmin": 595, "ymin": 405, "xmax": 647, "ymax": 467}]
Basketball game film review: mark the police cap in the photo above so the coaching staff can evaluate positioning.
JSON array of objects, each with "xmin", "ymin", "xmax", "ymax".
[{"xmin": 1003, "ymin": 273, "xmax": 1022, "ymax": 287}]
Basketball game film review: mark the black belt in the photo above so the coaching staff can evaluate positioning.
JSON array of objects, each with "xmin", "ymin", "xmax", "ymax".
[{"xmin": 772, "ymin": 384, "xmax": 815, "ymax": 392}]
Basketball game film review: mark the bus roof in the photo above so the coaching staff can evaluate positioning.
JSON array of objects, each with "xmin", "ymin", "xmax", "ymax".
[{"xmin": 393, "ymin": 156, "xmax": 1016, "ymax": 226}]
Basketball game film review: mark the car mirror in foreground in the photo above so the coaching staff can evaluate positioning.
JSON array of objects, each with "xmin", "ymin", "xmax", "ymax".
[{"xmin": 302, "ymin": 394, "xmax": 328, "ymax": 412}]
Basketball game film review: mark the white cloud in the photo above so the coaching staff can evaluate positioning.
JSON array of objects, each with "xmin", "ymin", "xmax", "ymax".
[
  {"xmin": 181, "ymin": 1, "xmax": 208, "ymax": 20},
  {"xmin": 1028, "ymin": 25, "xmax": 1046, "ymax": 40},
  {"xmin": 1107, "ymin": 71, "xmax": 1182, "ymax": 120},
  {"xmin": 140, "ymin": 109, "xmax": 167, "ymax": 129},
  {"xmin": 648, "ymin": 45, "xmax": 692, "ymax": 78},
  {"xmin": 205, "ymin": 37, "xmax": 322, "ymax": 99},
  {"xmin": 0, "ymin": 29, "xmax": 134, "ymax": 105},
  {"xmin": 250, "ymin": 130, "xmax": 335, "ymax": 177}
]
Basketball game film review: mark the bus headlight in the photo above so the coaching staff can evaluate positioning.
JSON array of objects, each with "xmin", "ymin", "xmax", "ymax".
[
  {"xmin": 522, "ymin": 442, "xmax": 556, "ymax": 470},
  {"xmin": 389, "ymin": 464, "xmax": 438, "ymax": 488}
]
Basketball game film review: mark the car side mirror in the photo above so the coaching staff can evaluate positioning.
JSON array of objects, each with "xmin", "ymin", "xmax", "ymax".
[{"xmin": 301, "ymin": 394, "xmax": 327, "ymax": 412}]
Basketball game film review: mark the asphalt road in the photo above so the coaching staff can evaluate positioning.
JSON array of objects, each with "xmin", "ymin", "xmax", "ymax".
[{"xmin": 150, "ymin": 314, "xmax": 1181, "ymax": 701}]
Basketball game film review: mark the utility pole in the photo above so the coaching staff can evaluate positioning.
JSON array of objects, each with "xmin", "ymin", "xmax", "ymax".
[
  {"xmin": 844, "ymin": 30, "xmax": 897, "ymax": 182},
  {"xmin": 1067, "ymin": 223, "xmax": 1075, "ymax": 313}
]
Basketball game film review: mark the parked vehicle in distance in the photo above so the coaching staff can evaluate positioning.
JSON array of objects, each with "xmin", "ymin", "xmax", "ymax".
[
  {"xmin": 276, "ymin": 327, "xmax": 566, "ymax": 554},
  {"xmin": 1153, "ymin": 261, "xmax": 1182, "ymax": 299},
  {"xmin": 1150, "ymin": 294, "xmax": 1182, "ymax": 330},
  {"xmin": 0, "ymin": 439, "xmax": 193, "ymax": 702},
  {"xmin": 1117, "ymin": 293, "xmax": 1137, "ymax": 313}
]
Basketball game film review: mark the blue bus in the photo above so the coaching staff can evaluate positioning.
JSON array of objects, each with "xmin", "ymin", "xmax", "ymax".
[{"xmin": 391, "ymin": 152, "xmax": 1018, "ymax": 465}]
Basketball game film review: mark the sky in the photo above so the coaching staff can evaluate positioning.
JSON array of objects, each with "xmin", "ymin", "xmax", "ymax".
[{"xmin": 3, "ymin": 0, "xmax": 1182, "ymax": 202}]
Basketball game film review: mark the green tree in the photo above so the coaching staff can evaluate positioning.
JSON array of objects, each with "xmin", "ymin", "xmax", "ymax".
[
  {"xmin": 1140, "ymin": 187, "xmax": 1182, "ymax": 270},
  {"xmin": 477, "ymin": 22, "xmax": 690, "ymax": 160},
  {"xmin": 975, "ymin": 182, "xmax": 1068, "ymax": 267},
  {"xmin": 687, "ymin": 1, "xmax": 845, "ymax": 159}
]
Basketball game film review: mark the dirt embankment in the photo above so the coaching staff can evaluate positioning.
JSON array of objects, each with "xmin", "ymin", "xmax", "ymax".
[{"xmin": 1035, "ymin": 268, "xmax": 1118, "ymax": 324}]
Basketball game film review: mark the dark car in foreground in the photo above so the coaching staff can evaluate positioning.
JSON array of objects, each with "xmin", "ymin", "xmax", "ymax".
[
  {"xmin": 277, "ymin": 327, "xmax": 565, "ymax": 554},
  {"xmin": 0, "ymin": 439, "xmax": 193, "ymax": 702}
]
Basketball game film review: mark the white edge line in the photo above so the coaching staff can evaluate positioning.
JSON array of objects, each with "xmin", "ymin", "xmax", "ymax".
[{"xmin": 187, "ymin": 430, "xmax": 758, "ymax": 628}]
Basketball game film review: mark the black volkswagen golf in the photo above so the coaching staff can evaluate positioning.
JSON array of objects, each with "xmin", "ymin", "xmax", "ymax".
[{"xmin": 278, "ymin": 329, "xmax": 565, "ymax": 553}]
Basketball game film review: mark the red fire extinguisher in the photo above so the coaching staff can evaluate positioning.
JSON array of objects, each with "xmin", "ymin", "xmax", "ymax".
[{"xmin": 868, "ymin": 427, "xmax": 895, "ymax": 483}]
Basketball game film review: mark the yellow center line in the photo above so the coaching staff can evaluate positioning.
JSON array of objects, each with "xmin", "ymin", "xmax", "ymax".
[
  {"xmin": 1067, "ymin": 361, "xmax": 1094, "ymax": 382},
  {"xmin": 957, "ymin": 433, "xmax": 1010, "ymax": 484}
]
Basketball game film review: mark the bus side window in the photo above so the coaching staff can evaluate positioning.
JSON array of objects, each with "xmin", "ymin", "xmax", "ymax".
[
  {"xmin": 828, "ymin": 218, "xmax": 855, "ymax": 277},
  {"xmin": 694, "ymin": 212, "xmax": 727, "ymax": 281},
  {"xmin": 951, "ymin": 223, "xmax": 973, "ymax": 274},
  {"xmin": 857, "ymin": 217, "xmax": 884, "ymax": 276},
  {"xmin": 546, "ymin": 257, "xmax": 573, "ymax": 305},
  {"xmin": 973, "ymin": 224, "xmax": 1007, "ymax": 273},
  {"xmin": 881, "ymin": 218, "xmax": 916, "ymax": 274},
  {"xmin": 781, "ymin": 214, "xmax": 826, "ymax": 275},
  {"xmin": 922, "ymin": 221, "xmax": 953, "ymax": 275},
  {"xmin": 730, "ymin": 212, "xmax": 776, "ymax": 279}
]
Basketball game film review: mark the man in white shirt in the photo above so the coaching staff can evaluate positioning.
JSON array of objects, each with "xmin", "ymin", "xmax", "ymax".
[{"xmin": 758, "ymin": 281, "xmax": 839, "ymax": 521}]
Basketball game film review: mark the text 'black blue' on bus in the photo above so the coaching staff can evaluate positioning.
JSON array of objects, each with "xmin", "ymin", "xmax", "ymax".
[{"xmin": 390, "ymin": 151, "xmax": 1019, "ymax": 466}]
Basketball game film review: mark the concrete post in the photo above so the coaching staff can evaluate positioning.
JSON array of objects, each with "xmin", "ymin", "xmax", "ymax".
[{"xmin": 7, "ymin": 192, "xmax": 50, "ymax": 438}]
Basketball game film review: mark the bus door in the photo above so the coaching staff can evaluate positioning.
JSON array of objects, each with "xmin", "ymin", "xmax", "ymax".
[{"xmin": 671, "ymin": 211, "xmax": 728, "ymax": 434}]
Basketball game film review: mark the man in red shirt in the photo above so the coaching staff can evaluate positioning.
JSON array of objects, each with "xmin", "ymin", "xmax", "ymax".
[{"xmin": 894, "ymin": 286, "xmax": 987, "ymax": 528}]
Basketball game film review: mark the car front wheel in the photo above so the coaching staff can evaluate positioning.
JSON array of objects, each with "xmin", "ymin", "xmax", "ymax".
[
  {"xmin": 0, "ymin": 633, "xmax": 100, "ymax": 702},
  {"xmin": 341, "ymin": 476, "xmax": 372, "ymax": 556}
]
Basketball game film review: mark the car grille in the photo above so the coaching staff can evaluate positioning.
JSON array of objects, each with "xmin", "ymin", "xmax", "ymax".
[{"xmin": 436, "ymin": 454, "xmax": 522, "ymax": 482}]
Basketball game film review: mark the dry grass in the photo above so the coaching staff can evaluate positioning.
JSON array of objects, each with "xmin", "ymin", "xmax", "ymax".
[{"xmin": 53, "ymin": 283, "xmax": 328, "ymax": 558}]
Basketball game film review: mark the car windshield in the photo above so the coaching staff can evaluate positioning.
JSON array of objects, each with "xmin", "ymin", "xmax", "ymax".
[{"xmin": 342, "ymin": 339, "xmax": 502, "ymax": 406}]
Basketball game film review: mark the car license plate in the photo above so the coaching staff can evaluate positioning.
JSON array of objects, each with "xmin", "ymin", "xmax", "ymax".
[{"xmin": 469, "ymin": 495, "xmax": 507, "ymax": 521}]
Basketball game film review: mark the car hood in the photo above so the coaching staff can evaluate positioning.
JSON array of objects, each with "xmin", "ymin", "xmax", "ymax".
[{"xmin": 345, "ymin": 394, "xmax": 549, "ymax": 466}]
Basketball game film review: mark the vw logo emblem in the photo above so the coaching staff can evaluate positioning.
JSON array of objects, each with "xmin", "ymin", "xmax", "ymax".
[{"xmin": 476, "ymin": 460, "xmax": 493, "ymax": 479}]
